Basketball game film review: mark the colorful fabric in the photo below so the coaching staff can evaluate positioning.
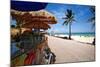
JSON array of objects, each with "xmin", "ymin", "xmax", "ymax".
[
  {"xmin": 24, "ymin": 50, "xmax": 36, "ymax": 65},
  {"xmin": 11, "ymin": 54, "xmax": 27, "ymax": 66}
]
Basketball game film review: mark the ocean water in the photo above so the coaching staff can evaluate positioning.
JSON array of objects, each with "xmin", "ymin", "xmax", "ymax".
[{"xmin": 51, "ymin": 32, "xmax": 95, "ymax": 37}]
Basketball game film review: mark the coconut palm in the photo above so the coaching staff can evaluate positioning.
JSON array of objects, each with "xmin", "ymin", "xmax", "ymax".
[
  {"xmin": 88, "ymin": 6, "xmax": 95, "ymax": 45},
  {"xmin": 88, "ymin": 6, "xmax": 95, "ymax": 28},
  {"xmin": 62, "ymin": 9, "xmax": 75, "ymax": 39}
]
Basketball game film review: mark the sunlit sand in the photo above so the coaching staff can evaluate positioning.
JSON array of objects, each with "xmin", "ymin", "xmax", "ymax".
[{"xmin": 47, "ymin": 35, "xmax": 95, "ymax": 63}]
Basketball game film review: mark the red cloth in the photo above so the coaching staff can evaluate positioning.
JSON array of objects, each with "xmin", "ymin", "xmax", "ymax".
[{"xmin": 24, "ymin": 50, "xmax": 36, "ymax": 65}]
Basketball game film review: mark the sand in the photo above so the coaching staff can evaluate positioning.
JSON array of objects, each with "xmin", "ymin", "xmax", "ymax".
[
  {"xmin": 54, "ymin": 34, "xmax": 94, "ymax": 44},
  {"xmin": 71, "ymin": 36, "xmax": 94, "ymax": 44},
  {"xmin": 46, "ymin": 35, "xmax": 95, "ymax": 64}
]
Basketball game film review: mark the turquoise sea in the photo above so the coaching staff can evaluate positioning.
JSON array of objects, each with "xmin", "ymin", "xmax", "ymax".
[{"xmin": 51, "ymin": 32, "xmax": 95, "ymax": 37}]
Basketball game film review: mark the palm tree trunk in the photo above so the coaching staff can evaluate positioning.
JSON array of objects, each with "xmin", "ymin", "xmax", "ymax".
[{"xmin": 69, "ymin": 23, "xmax": 71, "ymax": 39}]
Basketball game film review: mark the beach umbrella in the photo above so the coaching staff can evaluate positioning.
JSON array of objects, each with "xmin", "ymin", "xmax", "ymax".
[
  {"xmin": 22, "ymin": 21, "xmax": 51, "ymax": 30},
  {"xmin": 11, "ymin": 1, "xmax": 48, "ymax": 11}
]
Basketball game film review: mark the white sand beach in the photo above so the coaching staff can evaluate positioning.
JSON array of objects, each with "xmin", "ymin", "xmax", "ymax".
[
  {"xmin": 47, "ymin": 35, "xmax": 95, "ymax": 63},
  {"xmin": 71, "ymin": 36, "xmax": 94, "ymax": 44},
  {"xmin": 54, "ymin": 34, "xmax": 94, "ymax": 44}
]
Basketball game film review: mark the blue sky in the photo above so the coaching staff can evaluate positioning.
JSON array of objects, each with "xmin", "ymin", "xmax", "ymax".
[
  {"xmin": 11, "ymin": 2, "xmax": 95, "ymax": 33},
  {"xmin": 45, "ymin": 3, "xmax": 95, "ymax": 33}
]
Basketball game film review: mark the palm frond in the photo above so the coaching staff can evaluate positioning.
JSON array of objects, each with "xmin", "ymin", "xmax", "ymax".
[
  {"xmin": 90, "ymin": 6, "xmax": 95, "ymax": 14},
  {"xmin": 63, "ymin": 20, "xmax": 68, "ymax": 25},
  {"xmin": 62, "ymin": 9, "xmax": 75, "ymax": 26},
  {"xmin": 88, "ymin": 17, "xmax": 95, "ymax": 22}
]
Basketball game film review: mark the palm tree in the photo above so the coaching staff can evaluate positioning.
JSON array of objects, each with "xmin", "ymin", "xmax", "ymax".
[
  {"xmin": 88, "ymin": 6, "xmax": 95, "ymax": 28},
  {"xmin": 62, "ymin": 9, "xmax": 75, "ymax": 39},
  {"xmin": 88, "ymin": 6, "xmax": 95, "ymax": 45}
]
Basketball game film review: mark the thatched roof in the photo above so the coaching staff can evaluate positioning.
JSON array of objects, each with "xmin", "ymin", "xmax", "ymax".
[
  {"xmin": 22, "ymin": 22, "xmax": 51, "ymax": 30},
  {"xmin": 11, "ymin": 9, "xmax": 57, "ymax": 24}
]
